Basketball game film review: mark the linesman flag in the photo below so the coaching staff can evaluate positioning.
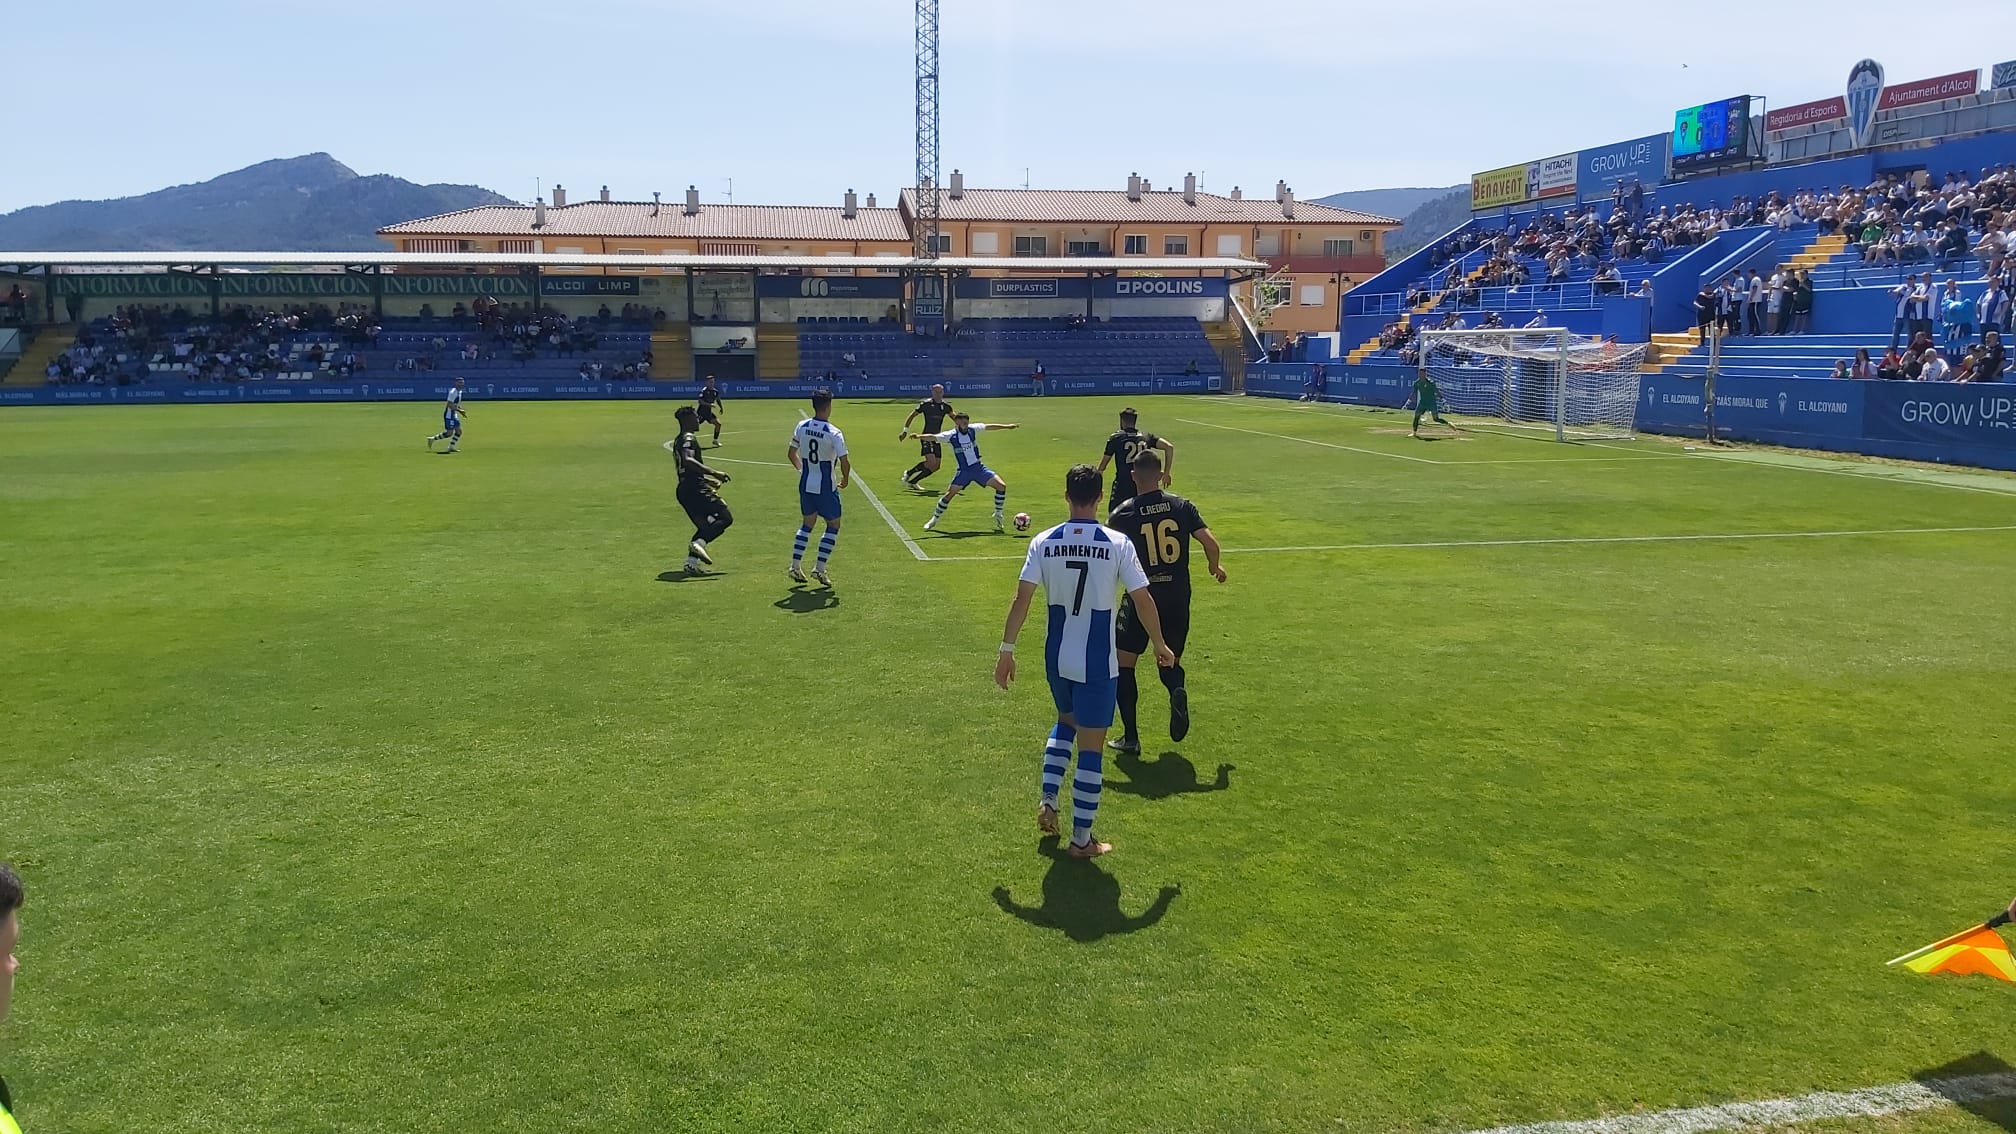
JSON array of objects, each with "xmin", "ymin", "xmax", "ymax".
[{"xmin": 1887, "ymin": 912, "xmax": 2016, "ymax": 982}]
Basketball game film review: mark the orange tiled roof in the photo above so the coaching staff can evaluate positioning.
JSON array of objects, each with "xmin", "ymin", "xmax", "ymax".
[
  {"xmin": 379, "ymin": 201, "xmax": 910, "ymax": 242},
  {"xmin": 901, "ymin": 186, "xmax": 1399, "ymax": 226}
]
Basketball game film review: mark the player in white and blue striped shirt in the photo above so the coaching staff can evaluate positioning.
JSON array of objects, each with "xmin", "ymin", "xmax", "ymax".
[
  {"xmin": 994, "ymin": 464, "xmax": 1174, "ymax": 857},
  {"xmin": 786, "ymin": 388, "xmax": 850, "ymax": 587},
  {"xmin": 922, "ymin": 411, "xmax": 1019, "ymax": 532}
]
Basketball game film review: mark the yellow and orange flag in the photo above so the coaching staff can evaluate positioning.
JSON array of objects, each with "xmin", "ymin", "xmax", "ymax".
[{"xmin": 1888, "ymin": 919, "xmax": 2016, "ymax": 982}]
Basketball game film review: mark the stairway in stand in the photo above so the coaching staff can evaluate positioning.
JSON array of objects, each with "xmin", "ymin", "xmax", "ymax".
[
  {"xmin": 4, "ymin": 327, "xmax": 73, "ymax": 385},
  {"xmin": 756, "ymin": 324, "xmax": 801, "ymax": 379},
  {"xmin": 650, "ymin": 323, "xmax": 691, "ymax": 381}
]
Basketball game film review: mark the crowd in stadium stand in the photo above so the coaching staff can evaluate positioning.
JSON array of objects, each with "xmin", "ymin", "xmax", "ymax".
[{"xmin": 39, "ymin": 302, "xmax": 656, "ymax": 385}]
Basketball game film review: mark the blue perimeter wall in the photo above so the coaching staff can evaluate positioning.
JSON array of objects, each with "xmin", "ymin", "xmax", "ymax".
[
  {"xmin": 0, "ymin": 374, "xmax": 1222, "ymax": 407},
  {"xmin": 1247, "ymin": 362, "xmax": 2016, "ymax": 472}
]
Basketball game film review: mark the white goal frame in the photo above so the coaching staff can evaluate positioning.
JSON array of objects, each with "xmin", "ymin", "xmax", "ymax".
[{"xmin": 1415, "ymin": 327, "xmax": 1645, "ymax": 442}]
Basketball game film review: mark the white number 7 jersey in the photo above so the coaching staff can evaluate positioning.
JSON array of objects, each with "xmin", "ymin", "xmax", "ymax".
[{"xmin": 1018, "ymin": 520, "xmax": 1148, "ymax": 684}]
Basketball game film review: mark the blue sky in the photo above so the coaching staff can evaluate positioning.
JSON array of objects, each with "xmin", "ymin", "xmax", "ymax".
[{"xmin": 1, "ymin": 0, "xmax": 2007, "ymax": 214}]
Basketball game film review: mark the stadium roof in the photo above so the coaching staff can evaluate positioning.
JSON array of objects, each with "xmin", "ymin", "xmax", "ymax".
[
  {"xmin": 900, "ymin": 186, "xmax": 1401, "ymax": 227},
  {"xmin": 378, "ymin": 201, "xmax": 911, "ymax": 242},
  {"xmin": 0, "ymin": 251, "xmax": 1269, "ymax": 274}
]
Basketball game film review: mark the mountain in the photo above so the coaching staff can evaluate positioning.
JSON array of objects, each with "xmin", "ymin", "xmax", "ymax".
[
  {"xmin": 1384, "ymin": 187, "xmax": 1471, "ymax": 262},
  {"xmin": 0, "ymin": 154, "xmax": 515, "ymax": 252},
  {"xmin": 1312, "ymin": 185, "xmax": 1462, "ymax": 225}
]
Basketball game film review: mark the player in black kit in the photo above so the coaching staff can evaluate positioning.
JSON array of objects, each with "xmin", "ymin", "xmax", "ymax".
[
  {"xmin": 673, "ymin": 405, "xmax": 734, "ymax": 574},
  {"xmin": 1107, "ymin": 448, "xmax": 1224, "ymax": 752},
  {"xmin": 696, "ymin": 374, "xmax": 726, "ymax": 446},
  {"xmin": 1095, "ymin": 406, "xmax": 1176, "ymax": 517},
  {"xmin": 897, "ymin": 383, "xmax": 956, "ymax": 490}
]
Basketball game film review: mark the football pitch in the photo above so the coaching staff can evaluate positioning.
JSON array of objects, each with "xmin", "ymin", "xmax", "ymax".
[{"xmin": 5, "ymin": 394, "xmax": 2016, "ymax": 1133}]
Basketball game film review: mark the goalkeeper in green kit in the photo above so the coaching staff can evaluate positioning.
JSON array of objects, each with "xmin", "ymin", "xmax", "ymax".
[{"xmin": 1408, "ymin": 371, "xmax": 1452, "ymax": 437}]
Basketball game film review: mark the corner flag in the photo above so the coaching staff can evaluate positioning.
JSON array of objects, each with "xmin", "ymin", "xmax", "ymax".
[{"xmin": 1888, "ymin": 913, "xmax": 2016, "ymax": 982}]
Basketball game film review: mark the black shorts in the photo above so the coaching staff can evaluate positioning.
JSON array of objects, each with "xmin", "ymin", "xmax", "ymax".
[
  {"xmin": 677, "ymin": 483, "xmax": 726, "ymax": 525},
  {"xmin": 1116, "ymin": 588, "xmax": 1191, "ymax": 659},
  {"xmin": 697, "ymin": 404, "xmax": 721, "ymax": 424},
  {"xmin": 919, "ymin": 437, "xmax": 942, "ymax": 458}
]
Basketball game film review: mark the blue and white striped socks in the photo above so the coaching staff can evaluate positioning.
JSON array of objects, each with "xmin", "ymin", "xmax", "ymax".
[
  {"xmin": 993, "ymin": 489, "xmax": 1007, "ymax": 515},
  {"xmin": 791, "ymin": 523, "xmax": 812, "ymax": 564},
  {"xmin": 815, "ymin": 529, "xmax": 838, "ymax": 566},
  {"xmin": 1040, "ymin": 723, "xmax": 1075, "ymax": 804},
  {"xmin": 1071, "ymin": 749, "xmax": 1103, "ymax": 844},
  {"xmin": 930, "ymin": 495, "xmax": 951, "ymax": 522}
]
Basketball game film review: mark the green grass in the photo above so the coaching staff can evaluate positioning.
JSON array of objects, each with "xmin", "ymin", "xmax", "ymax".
[{"xmin": 4, "ymin": 395, "xmax": 2016, "ymax": 1134}]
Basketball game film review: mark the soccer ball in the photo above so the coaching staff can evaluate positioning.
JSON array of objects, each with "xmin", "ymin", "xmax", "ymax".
[{"xmin": 1013, "ymin": 512, "xmax": 1031, "ymax": 532}]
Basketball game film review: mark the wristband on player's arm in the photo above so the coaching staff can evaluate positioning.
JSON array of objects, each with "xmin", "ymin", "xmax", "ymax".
[{"xmin": 998, "ymin": 642, "xmax": 1015, "ymax": 654}]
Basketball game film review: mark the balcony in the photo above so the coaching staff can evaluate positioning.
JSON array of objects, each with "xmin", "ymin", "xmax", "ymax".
[{"xmin": 1267, "ymin": 253, "xmax": 1388, "ymax": 278}]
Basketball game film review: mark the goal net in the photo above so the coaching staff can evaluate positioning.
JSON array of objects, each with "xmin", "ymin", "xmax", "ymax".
[{"xmin": 1417, "ymin": 328, "xmax": 1647, "ymax": 441}]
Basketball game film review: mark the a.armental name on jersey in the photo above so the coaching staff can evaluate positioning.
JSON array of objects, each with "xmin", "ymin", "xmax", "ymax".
[{"xmin": 1043, "ymin": 543, "xmax": 1114, "ymax": 559}]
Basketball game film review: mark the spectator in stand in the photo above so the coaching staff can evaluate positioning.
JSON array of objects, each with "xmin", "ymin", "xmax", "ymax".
[
  {"xmin": 1694, "ymin": 284, "xmax": 1717, "ymax": 345},
  {"xmin": 1889, "ymin": 275, "xmax": 1917, "ymax": 350},
  {"xmin": 1523, "ymin": 311, "xmax": 1548, "ymax": 328},
  {"xmin": 1922, "ymin": 349, "xmax": 1952, "ymax": 381},
  {"xmin": 1744, "ymin": 269, "xmax": 1765, "ymax": 337},
  {"xmin": 1977, "ymin": 330, "xmax": 2007, "ymax": 382},
  {"xmin": 1766, "ymin": 266, "xmax": 1789, "ymax": 335},
  {"xmin": 1790, "ymin": 270, "xmax": 1814, "ymax": 335},
  {"xmin": 4, "ymin": 284, "xmax": 25, "ymax": 324},
  {"xmin": 1717, "ymin": 274, "xmax": 1740, "ymax": 338},
  {"xmin": 1909, "ymin": 275, "xmax": 1935, "ymax": 343},
  {"xmin": 1978, "ymin": 279, "xmax": 2011, "ymax": 338},
  {"xmin": 1852, "ymin": 348, "xmax": 1876, "ymax": 379},
  {"xmin": 1829, "ymin": 360, "xmax": 1850, "ymax": 379},
  {"xmin": 1876, "ymin": 346, "xmax": 1905, "ymax": 380}
]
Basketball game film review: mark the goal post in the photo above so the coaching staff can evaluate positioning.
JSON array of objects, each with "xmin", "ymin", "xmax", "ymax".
[{"xmin": 1416, "ymin": 327, "xmax": 1647, "ymax": 441}]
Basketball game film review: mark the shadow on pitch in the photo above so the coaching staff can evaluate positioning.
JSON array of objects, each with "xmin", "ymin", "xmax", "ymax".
[
  {"xmin": 919, "ymin": 529, "xmax": 1013, "ymax": 541},
  {"xmin": 1914, "ymin": 1052, "xmax": 2016, "ymax": 1132},
  {"xmin": 655, "ymin": 570, "xmax": 722, "ymax": 583},
  {"xmin": 991, "ymin": 836, "xmax": 1179, "ymax": 943},
  {"xmin": 774, "ymin": 586, "xmax": 840, "ymax": 613},
  {"xmin": 1111, "ymin": 750, "xmax": 1232, "ymax": 800}
]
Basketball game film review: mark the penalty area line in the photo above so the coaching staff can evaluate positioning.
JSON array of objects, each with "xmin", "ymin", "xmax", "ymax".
[
  {"xmin": 777, "ymin": 413, "xmax": 929, "ymax": 562},
  {"xmin": 1174, "ymin": 417, "xmax": 1441, "ymax": 464},
  {"xmin": 1460, "ymin": 1070, "xmax": 2016, "ymax": 1134},
  {"xmin": 918, "ymin": 523, "xmax": 2016, "ymax": 561}
]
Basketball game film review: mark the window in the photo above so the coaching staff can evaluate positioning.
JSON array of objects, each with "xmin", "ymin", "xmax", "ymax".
[
  {"xmin": 1254, "ymin": 233, "xmax": 1278, "ymax": 256},
  {"xmin": 1014, "ymin": 236, "xmax": 1048, "ymax": 257},
  {"xmin": 927, "ymin": 233, "xmax": 952, "ymax": 254},
  {"xmin": 971, "ymin": 231, "xmax": 1000, "ymax": 255},
  {"xmin": 1163, "ymin": 235, "xmax": 1189, "ymax": 256},
  {"xmin": 825, "ymin": 251, "xmax": 856, "ymax": 277},
  {"xmin": 1322, "ymin": 239, "xmax": 1355, "ymax": 257},
  {"xmin": 1123, "ymin": 234, "xmax": 1148, "ymax": 255},
  {"xmin": 1066, "ymin": 240, "xmax": 1103, "ymax": 256},
  {"xmin": 497, "ymin": 239, "xmax": 535, "ymax": 254},
  {"xmin": 700, "ymin": 242, "xmax": 761, "ymax": 257},
  {"xmin": 1298, "ymin": 284, "xmax": 1326, "ymax": 306},
  {"xmin": 550, "ymin": 245, "xmax": 587, "ymax": 273},
  {"xmin": 615, "ymin": 247, "xmax": 648, "ymax": 272},
  {"xmin": 405, "ymin": 238, "xmax": 460, "ymax": 253}
]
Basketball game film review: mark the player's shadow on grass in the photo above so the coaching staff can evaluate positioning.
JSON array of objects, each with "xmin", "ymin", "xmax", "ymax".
[
  {"xmin": 1914, "ymin": 1052, "xmax": 2016, "ymax": 1132},
  {"xmin": 991, "ymin": 837, "xmax": 1179, "ymax": 943},
  {"xmin": 919, "ymin": 529, "xmax": 1009, "ymax": 541},
  {"xmin": 774, "ymin": 587, "xmax": 840, "ymax": 613},
  {"xmin": 655, "ymin": 570, "xmax": 721, "ymax": 583},
  {"xmin": 1111, "ymin": 750, "xmax": 1232, "ymax": 799}
]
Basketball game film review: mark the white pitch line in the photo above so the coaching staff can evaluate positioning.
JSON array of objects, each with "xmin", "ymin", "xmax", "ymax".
[
  {"xmin": 1461, "ymin": 1070, "xmax": 2016, "ymax": 1134},
  {"xmin": 1174, "ymin": 417, "xmax": 1440, "ymax": 464},
  {"xmin": 849, "ymin": 468, "xmax": 928, "ymax": 560},
  {"xmin": 919, "ymin": 523, "xmax": 2016, "ymax": 561}
]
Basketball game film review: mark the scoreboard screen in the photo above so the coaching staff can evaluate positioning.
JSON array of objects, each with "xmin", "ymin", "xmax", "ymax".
[{"xmin": 1671, "ymin": 96, "xmax": 1752, "ymax": 170}]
